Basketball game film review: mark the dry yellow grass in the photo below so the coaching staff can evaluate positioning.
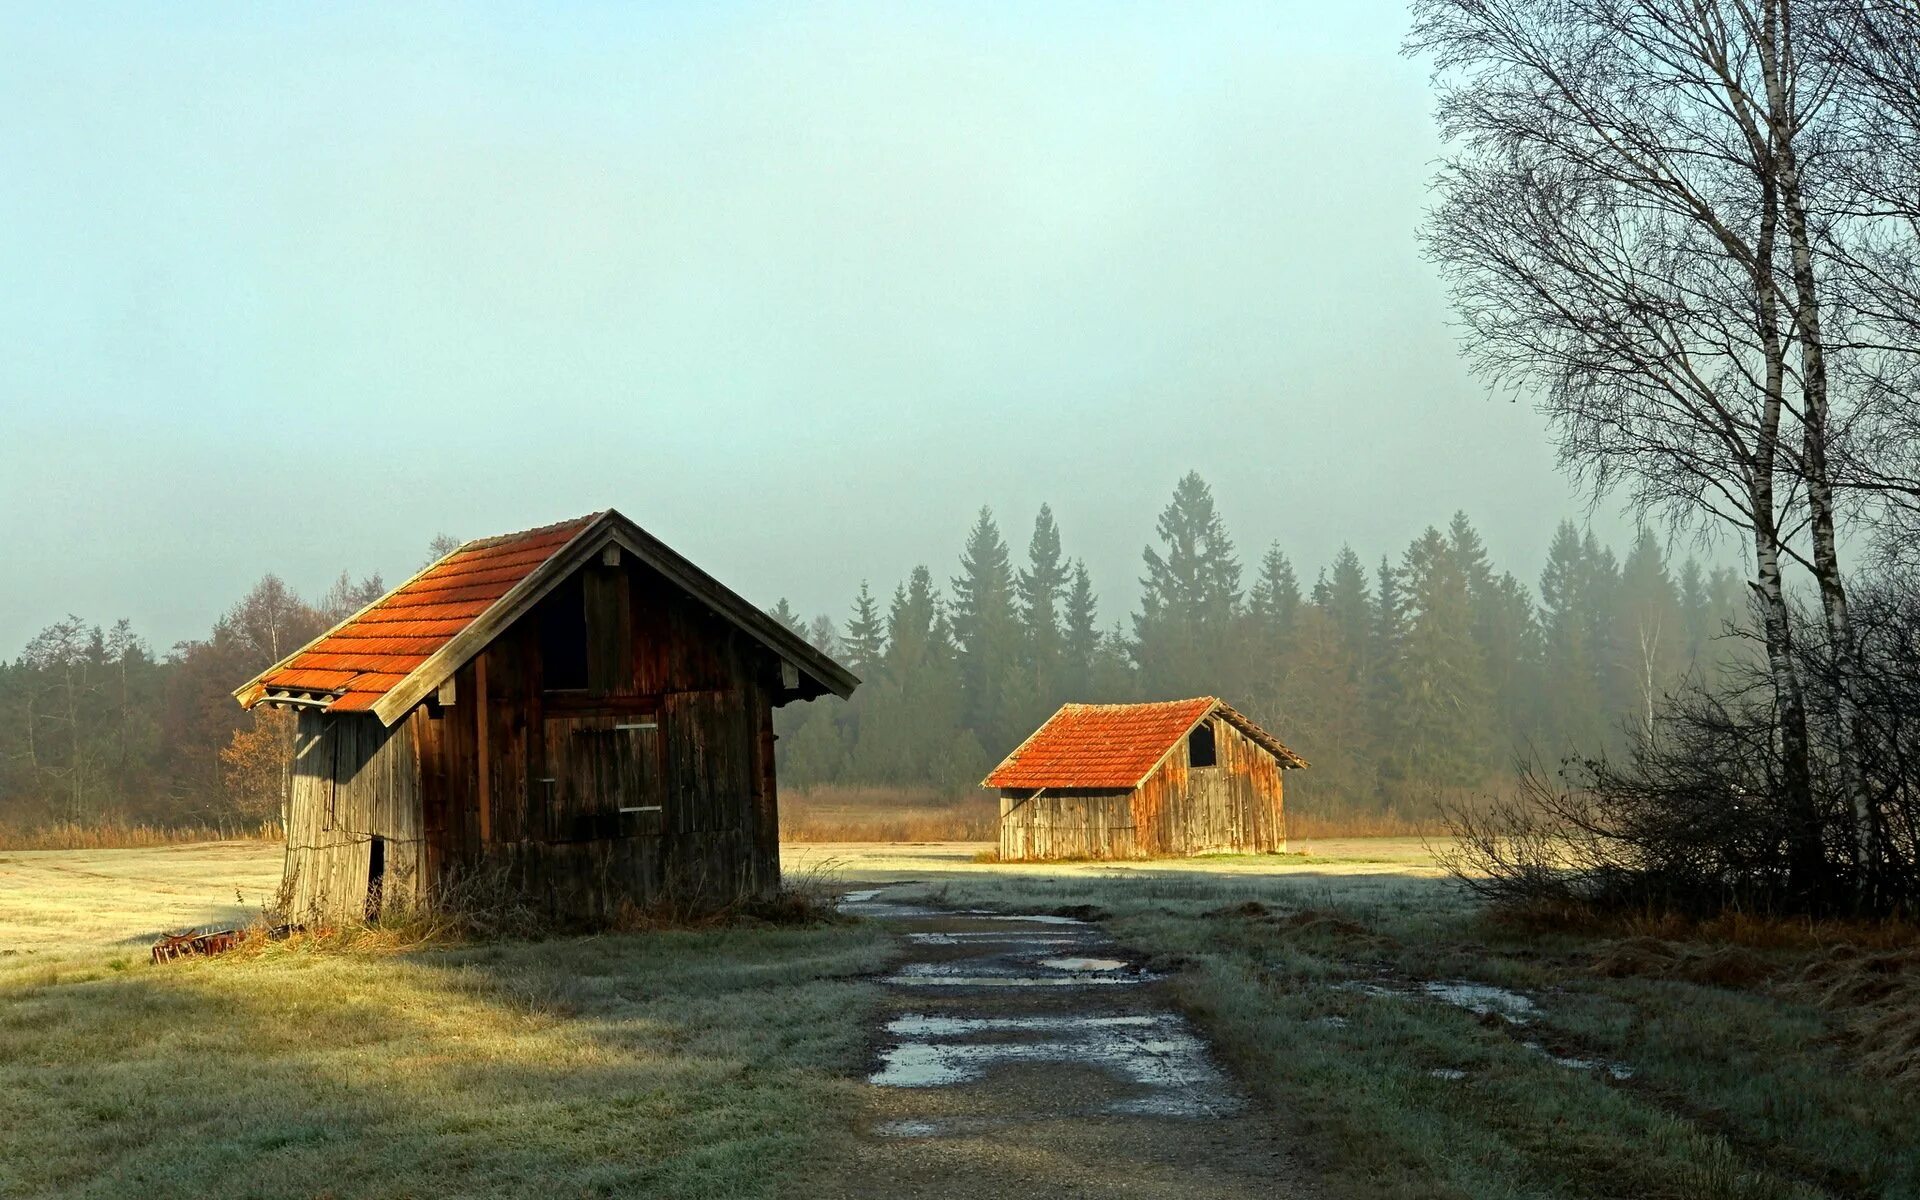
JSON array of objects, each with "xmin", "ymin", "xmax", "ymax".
[
  {"xmin": 0, "ymin": 821, "xmax": 278, "ymax": 850},
  {"xmin": 0, "ymin": 840, "xmax": 284, "ymax": 958}
]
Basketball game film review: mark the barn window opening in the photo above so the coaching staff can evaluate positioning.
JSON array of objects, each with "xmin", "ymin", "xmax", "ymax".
[
  {"xmin": 540, "ymin": 573, "xmax": 589, "ymax": 691},
  {"xmin": 365, "ymin": 836, "xmax": 386, "ymax": 920},
  {"xmin": 1189, "ymin": 722, "xmax": 1217, "ymax": 768}
]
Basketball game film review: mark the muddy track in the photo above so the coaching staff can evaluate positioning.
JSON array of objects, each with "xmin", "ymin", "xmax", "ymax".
[{"xmin": 811, "ymin": 884, "xmax": 1319, "ymax": 1199}]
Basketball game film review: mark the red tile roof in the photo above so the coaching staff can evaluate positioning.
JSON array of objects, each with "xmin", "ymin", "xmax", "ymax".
[
  {"xmin": 983, "ymin": 697, "xmax": 1305, "ymax": 790},
  {"xmin": 237, "ymin": 515, "xmax": 598, "ymax": 714}
]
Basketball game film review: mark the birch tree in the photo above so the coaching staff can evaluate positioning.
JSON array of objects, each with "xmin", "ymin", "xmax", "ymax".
[{"xmin": 1411, "ymin": 0, "xmax": 1855, "ymax": 896}]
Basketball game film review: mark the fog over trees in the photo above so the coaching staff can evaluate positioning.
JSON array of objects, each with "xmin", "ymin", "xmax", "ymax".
[
  {"xmin": 766, "ymin": 471, "xmax": 1749, "ymax": 821},
  {"xmin": 0, "ymin": 479, "xmax": 1742, "ymax": 833}
]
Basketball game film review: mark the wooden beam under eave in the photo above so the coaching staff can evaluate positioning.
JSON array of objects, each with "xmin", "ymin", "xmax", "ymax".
[{"xmin": 475, "ymin": 652, "xmax": 491, "ymax": 844}]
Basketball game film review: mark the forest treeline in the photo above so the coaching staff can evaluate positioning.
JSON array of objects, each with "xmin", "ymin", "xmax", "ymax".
[
  {"xmin": 766, "ymin": 470, "xmax": 1749, "ymax": 818},
  {"xmin": 0, "ymin": 475, "xmax": 1743, "ymax": 831},
  {"xmin": 0, "ymin": 572, "xmax": 395, "ymax": 831}
]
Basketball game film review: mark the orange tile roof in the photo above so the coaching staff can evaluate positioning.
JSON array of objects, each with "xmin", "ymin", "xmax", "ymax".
[
  {"xmin": 983, "ymin": 697, "xmax": 1305, "ymax": 790},
  {"xmin": 984, "ymin": 698, "xmax": 1215, "ymax": 789},
  {"xmin": 239, "ymin": 514, "xmax": 598, "ymax": 714}
]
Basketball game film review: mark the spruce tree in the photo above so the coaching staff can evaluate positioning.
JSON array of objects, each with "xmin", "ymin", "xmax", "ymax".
[
  {"xmin": 1135, "ymin": 471, "xmax": 1242, "ymax": 696},
  {"xmin": 950, "ymin": 507, "xmax": 1023, "ymax": 750},
  {"xmin": 767, "ymin": 598, "xmax": 807, "ymax": 640},
  {"xmin": 1062, "ymin": 559, "xmax": 1100, "ymax": 699},
  {"xmin": 843, "ymin": 582, "xmax": 886, "ymax": 678},
  {"xmin": 1250, "ymin": 543, "xmax": 1302, "ymax": 638},
  {"xmin": 1447, "ymin": 512, "xmax": 1537, "ymax": 751},
  {"xmin": 1016, "ymin": 504, "xmax": 1072, "ymax": 713},
  {"xmin": 1539, "ymin": 522, "xmax": 1606, "ymax": 754},
  {"xmin": 1316, "ymin": 545, "xmax": 1372, "ymax": 664},
  {"xmin": 1391, "ymin": 526, "xmax": 1495, "ymax": 785},
  {"xmin": 1369, "ymin": 553, "xmax": 1407, "ymax": 761},
  {"xmin": 806, "ymin": 614, "xmax": 842, "ymax": 661}
]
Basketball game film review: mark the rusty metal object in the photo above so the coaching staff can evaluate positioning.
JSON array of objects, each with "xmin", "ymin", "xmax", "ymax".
[{"xmin": 150, "ymin": 924, "xmax": 298, "ymax": 964}]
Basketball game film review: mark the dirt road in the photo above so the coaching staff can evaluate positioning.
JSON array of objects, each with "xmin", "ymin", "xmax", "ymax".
[{"xmin": 820, "ymin": 884, "xmax": 1318, "ymax": 1199}]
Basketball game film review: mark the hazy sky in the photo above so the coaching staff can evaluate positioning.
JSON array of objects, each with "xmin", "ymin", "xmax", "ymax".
[{"xmin": 0, "ymin": 1, "xmax": 1637, "ymax": 655}]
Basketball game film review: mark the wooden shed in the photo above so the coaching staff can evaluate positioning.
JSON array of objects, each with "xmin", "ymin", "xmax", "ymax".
[
  {"xmin": 984, "ymin": 698, "xmax": 1305, "ymax": 861},
  {"xmin": 235, "ymin": 510, "xmax": 857, "ymax": 923}
]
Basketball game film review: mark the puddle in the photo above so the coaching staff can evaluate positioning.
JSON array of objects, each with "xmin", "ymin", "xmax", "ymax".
[
  {"xmin": 884, "ymin": 972, "xmax": 1142, "ymax": 987},
  {"xmin": 842, "ymin": 902, "xmax": 953, "ymax": 919},
  {"xmin": 886, "ymin": 962, "xmax": 1146, "ymax": 987},
  {"xmin": 1315, "ymin": 1015, "xmax": 1349, "ymax": 1029},
  {"xmin": 1428, "ymin": 1068, "xmax": 1467, "ymax": 1080},
  {"xmin": 888, "ymin": 1013, "xmax": 1161, "ymax": 1037},
  {"xmin": 857, "ymin": 882, "xmax": 1240, "ymax": 1129},
  {"xmin": 870, "ymin": 1018, "xmax": 1239, "ymax": 1119},
  {"xmin": 1423, "ymin": 981, "xmax": 1538, "ymax": 1024},
  {"xmin": 906, "ymin": 932, "xmax": 1082, "ymax": 947}
]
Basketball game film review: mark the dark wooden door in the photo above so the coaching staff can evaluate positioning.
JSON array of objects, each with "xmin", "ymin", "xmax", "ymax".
[
  {"xmin": 540, "ymin": 715, "xmax": 665, "ymax": 840},
  {"xmin": 665, "ymin": 690, "xmax": 752, "ymax": 834}
]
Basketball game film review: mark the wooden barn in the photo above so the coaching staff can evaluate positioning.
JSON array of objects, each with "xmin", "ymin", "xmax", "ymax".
[
  {"xmin": 984, "ymin": 698, "xmax": 1306, "ymax": 861},
  {"xmin": 234, "ymin": 510, "xmax": 857, "ymax": 923}
]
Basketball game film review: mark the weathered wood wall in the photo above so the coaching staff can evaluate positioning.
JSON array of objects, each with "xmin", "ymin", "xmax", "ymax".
[
  {"xmin": 409, "ymin": 554, "xmax": 784, "ymax": 919},
  {"xmin": 998, "ymin": 789, "xmax": 1139, "ymax": 860},
  {"xmin": 1132, "ymin": 715, "xmax": 1285, "ymax": 855},
  {"xmin": 996, "ymin": 713, "xmax": 1286, "ymax": 862},
  {"xmin": 281, "ymin": 710, "xmax": 425, "ymax": 922}
]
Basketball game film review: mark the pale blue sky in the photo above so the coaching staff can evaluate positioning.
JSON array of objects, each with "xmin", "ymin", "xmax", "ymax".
[{"xmin": 0, "ymin": 2, "xmax": 1626, "ymax": 653}]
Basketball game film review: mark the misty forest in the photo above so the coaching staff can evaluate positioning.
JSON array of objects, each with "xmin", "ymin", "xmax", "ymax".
[{"xmin": 0, "ymin": 471, "xmax": 1748, "ymax": 835}]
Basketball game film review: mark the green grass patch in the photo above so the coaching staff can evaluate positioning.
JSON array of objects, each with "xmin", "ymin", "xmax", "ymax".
[{"xmin": 0, "ymin": 923, "xmax": 890, "ymax": 1199}]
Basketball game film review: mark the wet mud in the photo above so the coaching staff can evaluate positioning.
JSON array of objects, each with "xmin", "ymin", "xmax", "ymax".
[{"xmin": 816, "ymin": 885, "xmax": 1318, "ymax": 1199}]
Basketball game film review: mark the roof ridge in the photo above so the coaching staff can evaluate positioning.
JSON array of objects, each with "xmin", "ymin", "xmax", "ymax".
[
  {"xmin": 457, "ymin": 511, "xmax": 606, "ymax": 553},
  {"xmin": 1056, "ymin": 696, "xmax": 1215, "ymax": 711}
]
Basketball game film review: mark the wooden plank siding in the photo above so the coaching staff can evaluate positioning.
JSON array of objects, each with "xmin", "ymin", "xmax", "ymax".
[
  {"xmin": 1132, "ymin": 716, "xmax": 1286, "ymax": 855},
  {"xmin": 996, "ymin": 713, "xmax": 1286, "ymax": 862},
  {"xmin": 282, "ymin": 710, "xmax": 425, "ymax": 923},
  {"xmin": 998, "ymin": 789, "xmax": 1139, "ymax": 860},
  {"xmin": 280, "ymin": 552, "xmax": 789, "ymax": 923}
]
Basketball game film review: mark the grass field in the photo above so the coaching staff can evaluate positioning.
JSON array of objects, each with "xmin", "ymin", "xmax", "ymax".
[
  {"xmin": 2, "ymin": 839, "xmax": 1914, "ymax": 1199},
  {"xmin": 814, "ymin": 844, "xmax": 1919, "ymax": 1200}
]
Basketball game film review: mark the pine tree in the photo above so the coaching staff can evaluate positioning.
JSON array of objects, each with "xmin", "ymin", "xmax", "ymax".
[
  {"xmin": 1315, "ymin": 546, "xmax": 1372, "ymax": 664},
  {"xmin": 1062, "ymin": 559, "xmax": 1100, "ymax": 699},
  {"xmin": 1447, "ymin": 512, "xmax": 1537, "ymax": 752},
  {"xmin": 1581, "ymin": 530, "xmax": 1628, "ymax": 735},
  {"xmin": 843, "ymin": 583, "xmax": 886, "ymax": 677},
  {"xmin": 1134, "ymin": 471, "xmax": 1242, "ymax": 696},
  {"xmin": 1391, "ymin": 527, "xmax": 1495, "ymax": 785},
  {"xmin": 1250, "ymin": 543, "xmax": 1302, "ymax": 639},
  {"xmin": 950, "ymin": 508, "xmax": 1023, "ymax": 751},
  {"xmin": 805, "ymin": 614, "xmax": 842, "ymax": 661},
  {"xmin": 1369, "ymin": 554, "xmax": 1407, "ymax": 759},
  {"xmin": 767, "ymin": 598, "xmax": 807, "ymax": 639},
  {"xmin": 1272, "ymin": 603, "xmax": 1375, "ymax": 811},
  {"xmin": 1016, "ymin": 504, "xmax": 1073, "ymax": 715},
  {"xmin": 1539, "ymin": 521, "xmax": 1606, "ymax": 754}
]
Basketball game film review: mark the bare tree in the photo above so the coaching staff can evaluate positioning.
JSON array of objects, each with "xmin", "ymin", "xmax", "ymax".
[
  {"xmin": 1409, "ymin": 0, "xmax": 1861, "ymax": 895},
  {"xmin": 424, "ymin": 532, "xmax": 463, "ymax": 566}
]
